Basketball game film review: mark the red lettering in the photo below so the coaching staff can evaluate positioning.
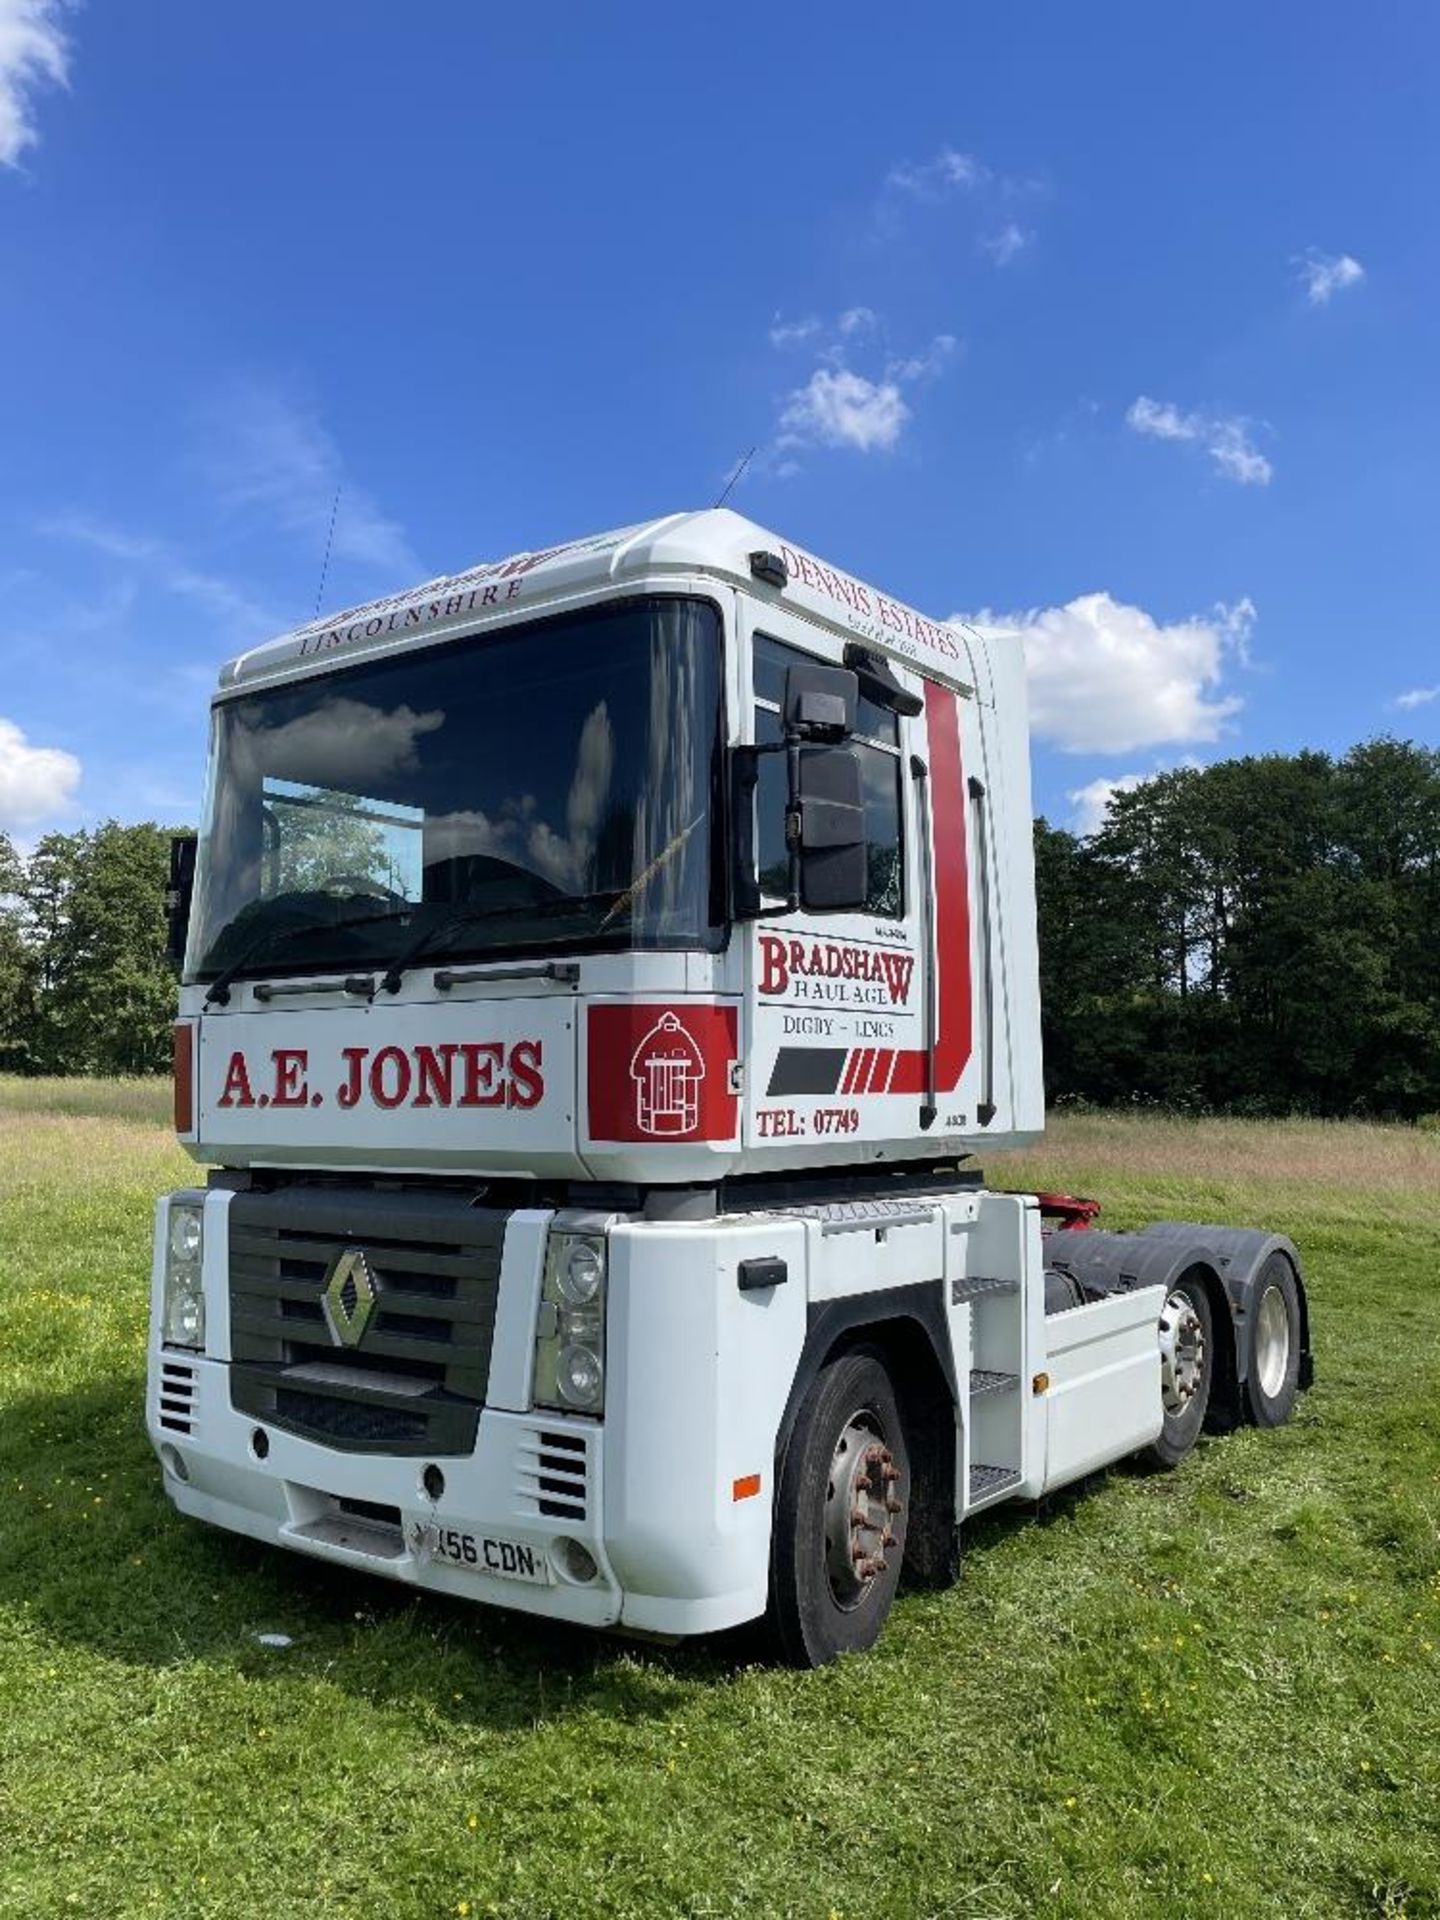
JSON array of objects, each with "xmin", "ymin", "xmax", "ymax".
[
  {"xmin": 271, "ymin": 1048, "xmax": 309, "ymax": 1107},
  {"xmin": 881, "ymin": 952, "xmax": 915, "ymax": 1003},
  {"xmin": 337, "ymin": 1047, "xmax": 367, "ymax": 1108},
  {"xmin": 759, "ymin": 934, "xmax": 789, "ymax": 995},
  {"xmin": 480, "ymin": 584, "xmax": 499, "ymax": 605},
  {"xmin": 412, "ymin": 1043, "xmax": 457, "ymax": 1108},
  {"xmin": 507, "ymin": 1039, "xmax": 544, "ymax": 1109},
  {"xmin": 369, "ymin": 1045, "xmax": 412, "ymax": 1108},
  {"xmin": 458, "ymin": 1041, "xmax": 505, "ymax": 1107},
  {"xmin": 218, "ymin": 1050, "xmax": 255, "ymax": 1108}
]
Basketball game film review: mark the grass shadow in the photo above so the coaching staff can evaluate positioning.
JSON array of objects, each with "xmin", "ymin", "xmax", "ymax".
[{"xmin": 0, "ymin": 1369, "xmax": 753, "ymax": 1734}]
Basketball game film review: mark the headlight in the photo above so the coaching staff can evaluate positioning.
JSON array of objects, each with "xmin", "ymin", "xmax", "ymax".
[
  {"xmin": 162, "ymin": 1199, "xmax": 206, "ymax": 1351},
  {"xmin": 169, "ymin": 1207, "xmax": 202, "ymax": 1262},
  {"xmin": 534, "ymin": 1230, "xmax": 606, "ymax": 1415}
]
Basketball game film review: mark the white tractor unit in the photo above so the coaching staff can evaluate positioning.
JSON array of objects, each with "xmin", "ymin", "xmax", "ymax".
[{"xmin": 150, "ymin": 510, "xmax": 1311, "ymax": 1665}]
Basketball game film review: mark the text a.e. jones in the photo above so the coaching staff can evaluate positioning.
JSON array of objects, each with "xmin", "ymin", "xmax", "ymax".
[{"xmin": 214, "ymin": 1042, "xmax": 545, "ymax": 1111}]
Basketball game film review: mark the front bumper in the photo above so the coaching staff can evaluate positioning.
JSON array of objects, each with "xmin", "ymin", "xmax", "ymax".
[{"xmin": 149, "ymin": 1353, "xmax": 625, "ymax": 1628}]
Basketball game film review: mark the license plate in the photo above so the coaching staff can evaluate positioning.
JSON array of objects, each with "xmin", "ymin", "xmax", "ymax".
[{"xmin": 431, "ymin": 1526, "xmax": 551, "ymax": 1586}]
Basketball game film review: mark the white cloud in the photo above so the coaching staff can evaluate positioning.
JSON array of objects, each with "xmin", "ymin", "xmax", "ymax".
[
  {"xmin": 957, "ymin": 592, "xmax": 1253, "ymax": 753},
  {"xmin": 779, "ymin": 367, "xmax": 909, "ymax": 454},
  {"xmin": 0, "ymin": 0, "xmax": 68, "ymax": 170},
  {"xmin": 38, "ymin": 513, "xmax": 273, "ymax": 633},
  {"xmin": 885, "ymin": 334, "xmax": 957, "ymax": 383},
  {"xmin": 0, "ymin": 715, "xmax": 79, "ymax": 828},
  {"xmin": 837, "ymin": 306, "xmax": 878, "ymax": 337},
  {"xmin": 1126, "ymin": 395, "xmax": 1273, "ymax": 486},
  {"xmin": 887, "ymin": 147, "xmax": 987, "ymax": 198},
  {"xmin": 1296, "ymin": 250, "xmax": 1365, "ymax": 306},
  {"xmin": 768, "ymin": 310, "xmax": 957, "ymax": 463},
  {"xmin": 981, "ymin": 223, "xmax": 1029, "ymax": 266},
  {"xmin": 234, "ymin": 697, "xmax": 445, "ymax": 790},
  {"xmin": 1395, "ymin": 685, "xmax": 1439, "ymax": 711},
  {"xmin": 769, "ymin": 313, "xmax": 821, "ymax": 349},
  {"xmin": 1066, "ymin": 771, "xmax": 1151, "ymax": 837},
  {"xmin": 203, "ymin": 384, "xmax": 419, "ymax": 580}
]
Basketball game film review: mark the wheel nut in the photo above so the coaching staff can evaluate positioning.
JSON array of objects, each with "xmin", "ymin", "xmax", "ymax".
[
  {"xmin": 854, "ymin": 1475, "xmax": 871, "ymax": 1493},
  {"xmin": 881, "ymin": 1530, "xmax": 897, "ymax": 1548},
  {"xmin": 885, "ymin": 1497, "xmax": 902, "ymax": 1514}
]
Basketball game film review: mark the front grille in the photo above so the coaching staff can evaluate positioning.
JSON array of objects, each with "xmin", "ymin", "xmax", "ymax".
[
  {"xmin": 273, "ymin": 1389, "xmax": 428, "ymax": 1447},
  {"xmin": 158, "ymin": 1358, "xmax": 197, "ymax": 1434},
  {"xmin": 516, "ymin": 1427, "xmax": 590, "ymax": 1522},
  {"xmin": 228, "ymin": 1187, "xmax": 505, "ymax": 1456}
]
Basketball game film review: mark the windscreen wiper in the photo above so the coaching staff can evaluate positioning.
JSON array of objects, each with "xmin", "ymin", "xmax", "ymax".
[
  {"xmin": 376, "ymin": 891, "xmax": 626, "ymax": 997},
  {"xmin": 203, "ymin": 924, "xmax": 294, "ymax": 1008},
  {"xmin": 202, "ymin": 903, "xmax": 412, "ymax": 1008}
]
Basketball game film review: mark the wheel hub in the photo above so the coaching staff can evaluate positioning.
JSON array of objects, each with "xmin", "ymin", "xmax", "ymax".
[
  {"xmin": 823, "ymin": 1416, "xmax": 902, "ymax": 1611},
  {"xmin": 1158, "ymin": 1290, "xmax": 1206, "ymax": 1416},
  {"xmin": 1255, "ymin": 1283, "xmax": 1290, "ymax": 1399}
]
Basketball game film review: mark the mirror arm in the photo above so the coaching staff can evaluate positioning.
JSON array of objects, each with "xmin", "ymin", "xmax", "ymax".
[{"xmin": 729, "ymin": 741, "xmax": 798, "ymax": 921}]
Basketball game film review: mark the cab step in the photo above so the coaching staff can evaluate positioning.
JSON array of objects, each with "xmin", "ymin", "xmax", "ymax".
[
  {"xmin": 968, "ymin": 1463, "xmax": 1023, "ymax": 1504},
  {"xmin": 969, "ymin": 1369, "xmax": 1019, "ymax": 1396},
  {"xmin": 950, "ymin": 1274, "xmax": 1020, "ymax": 1304}
]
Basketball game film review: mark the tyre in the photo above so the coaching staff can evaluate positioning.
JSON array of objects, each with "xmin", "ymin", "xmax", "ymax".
[
  {"xmin": 767, "ymin": 1350, "xmax": 910, "ymax": 1668},
  {"xmin": 1142, "ymin": 1270, "xmax": 1214, "ymax": 1469},
  {"xmin": 1242, "ymin": 1253, "xmax": 1302, "ymax": 1427}
]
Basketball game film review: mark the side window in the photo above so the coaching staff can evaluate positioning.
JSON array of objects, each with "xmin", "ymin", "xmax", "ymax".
[{"xmin": 752, "ymin": 634, "xmax": 905, "ymax": 918}]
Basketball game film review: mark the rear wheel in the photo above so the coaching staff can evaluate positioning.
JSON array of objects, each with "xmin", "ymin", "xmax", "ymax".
[
  {"xmin": 767, "ymin": 1351, "xmax": 910, "ymax": 1668},
  {"xmin": 1242, "ymin": 1253, "xmax": 1302, "ymax": 1427},
  {"xmin": 1142, "ymin": 1271, "xmax": 1214, "ymax": 1468}
]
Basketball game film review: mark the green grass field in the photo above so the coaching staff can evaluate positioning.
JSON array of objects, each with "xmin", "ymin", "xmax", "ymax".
[{"xmin": 1, "ymin": 1078, "xmax": 1437, "ymax": 1919}]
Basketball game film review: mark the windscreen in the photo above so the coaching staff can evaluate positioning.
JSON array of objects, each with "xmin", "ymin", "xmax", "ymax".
[{"xmin": 187, "ymin": 596, "xmax": 724, "ymax": 982}]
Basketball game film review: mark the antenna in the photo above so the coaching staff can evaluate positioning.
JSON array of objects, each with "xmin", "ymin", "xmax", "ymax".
[
  {"xmin": 715, "ymin": 447, "xmax": 755, "ymax": 510},
  {"xmin": 313, "ymin": 485, "xmax": 342, "ymax": 618}
]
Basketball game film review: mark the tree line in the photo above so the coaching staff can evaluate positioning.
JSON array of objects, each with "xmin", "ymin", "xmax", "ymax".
[
  {"xmin": 2, "ymin": 735, "xmax": 1437, "ymax": 1116},
  {"xmin": 0, "ymin": 823, "xmax": 179, "ymax": 1076},
  {"xmin": 1037, "ymin": 738, "xmax": 1440, "ymax": 1118}
]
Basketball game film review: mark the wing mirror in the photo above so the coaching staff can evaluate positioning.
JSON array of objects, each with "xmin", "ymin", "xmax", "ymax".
[
  {"xmin": 792, "ymin": 743, "xmax": 867, "ymax": 911},
  {"xmin": 731, "ymin": 661, "xmax": 869, "ymax": 917},
  {"xmin": 165, "ymin": 834, "xmax": 197, "ymax": 970}
]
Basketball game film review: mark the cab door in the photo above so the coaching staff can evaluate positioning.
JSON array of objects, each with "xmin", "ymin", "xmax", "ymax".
[
  {"xmin": 740, "ymin": 603, "xmax": 926, "ymax": 1156},
  {"xmin": 739, "ymin": 601, "xmax": 992, "ymax": 1159}
]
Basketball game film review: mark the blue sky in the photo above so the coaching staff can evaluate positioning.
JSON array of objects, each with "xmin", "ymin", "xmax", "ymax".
[{"xmin": 1, "ymin": 1, "xmax": 1436, "ymax": 841}]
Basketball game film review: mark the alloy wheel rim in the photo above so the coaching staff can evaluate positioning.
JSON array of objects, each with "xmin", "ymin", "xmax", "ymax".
[
  {"xmin": 1255, "ymin": 1284, "xmax": 1290, "ymax": 1399},
  {"xmin": 823, "ymin": 1412, "xmax": 902, "ymax": 1611},
  {"xmin": 1159, "ymin": 1288, "xmax": 1206, "ymax": 1416}
]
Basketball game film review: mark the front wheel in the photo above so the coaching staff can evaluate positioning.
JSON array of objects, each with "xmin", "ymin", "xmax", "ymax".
[
  {"xmin": 767, "ymin": 1351, "xmax": 910, "ymax": 1668},
  {"xmin": 1142, "ymin": 1271, "xmax": 1214, "ymax": 1469}
]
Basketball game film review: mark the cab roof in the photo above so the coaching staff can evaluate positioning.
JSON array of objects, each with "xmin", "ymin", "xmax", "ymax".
[{"xmin": 219, "ymin": 508, "xmax": 988, "ymax": 699}]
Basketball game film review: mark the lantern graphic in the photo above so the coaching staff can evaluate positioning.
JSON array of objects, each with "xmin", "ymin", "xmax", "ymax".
[{"xmin": 629, "ymin": 1012, "xmax": 706, "ymax": 1136}]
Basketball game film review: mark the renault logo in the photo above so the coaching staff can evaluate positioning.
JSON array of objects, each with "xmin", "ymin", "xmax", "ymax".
[{"xmin": 322, "ymin": 1247, "xmax": 377, "ymax": 1348}]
